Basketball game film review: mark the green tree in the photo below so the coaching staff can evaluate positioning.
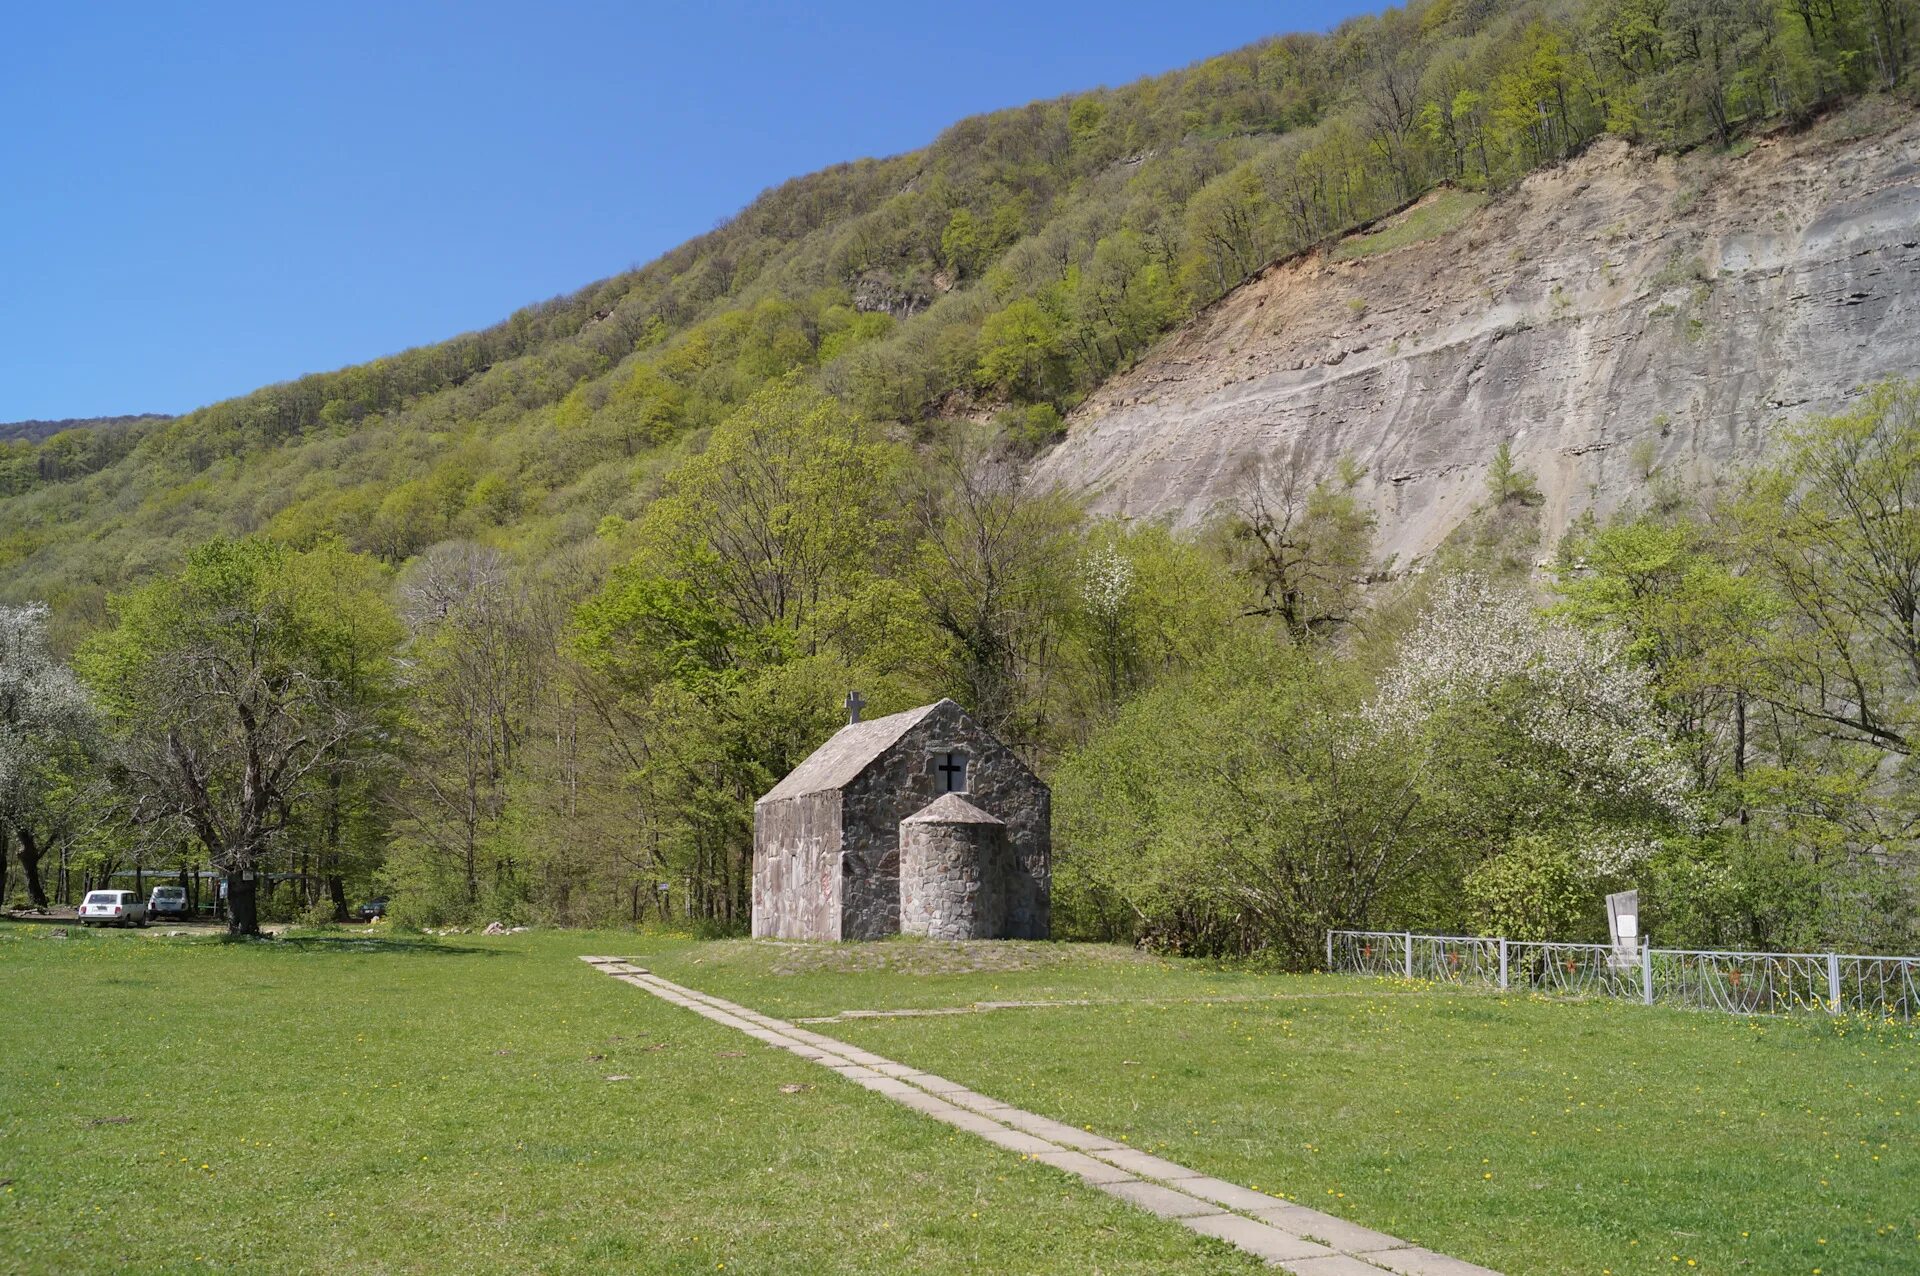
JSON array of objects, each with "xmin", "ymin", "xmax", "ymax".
[
  {"xmin": 571, "ymin": 381, "xmax": 909, "ymax": 921},
  {"xmin": 940, "ymin": 208, "xmax": 985, "ymax": 279},
  {"xmin": 600, "ymin": 364, "xmax": 688, "ymax": 455},
  {"xmin": 1464, "ymin": 834, "xmax": 1596, "ymax": 941},
  {"xmin": 907, "ymin": 434, "xmax": 1082, "ymax": 749},
  {"xmin": 78, "ymin": 538, "xmax": 402, "ymax": 935},
  {"xmin": 975, "ymin": 292, "xmax": 1072, "ymax": 404},
  {"xmin": 1737, "ymin": 380, "xmax": 1920, "ymax": 760},
  {"xmin": 388, "ymin": 543, "xmax": 554, "ymax": 922},
  {"xmin": 1180, "ymin": 163, "xmax": 1271, "ymax": 299},
  {"xmin": 1070, "ymin": 521, "xmax": 1242, "ymax": 729},
  {"xmin": 1222, "ymin": 461, "xmax": 1379, "ymax": 641},
  {"xmin": 1556, "ymin": 514, "xmax": 1775, "ymax": 796},
  {"xmin": 1486, "ymin": 441, "xmax": 1542, "ymax": 505},
  {"xmin": 1056, "ymin": 642, "xmax": 1423, "ymax": 966},
  {"xmin": 609, "ymin": 379, "xmax": 900, "ymax": 646}
]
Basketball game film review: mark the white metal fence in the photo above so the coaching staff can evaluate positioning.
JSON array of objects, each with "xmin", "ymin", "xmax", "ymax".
[{"xmin": 1326, "ymin": 929, "xmax": 1920, "ymax": 1020}]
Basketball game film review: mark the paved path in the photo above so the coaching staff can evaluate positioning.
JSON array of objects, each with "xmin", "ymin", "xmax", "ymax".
[{"xmin": 582, "ymin": 957, "xmax": 1499, "ymax": 1276}]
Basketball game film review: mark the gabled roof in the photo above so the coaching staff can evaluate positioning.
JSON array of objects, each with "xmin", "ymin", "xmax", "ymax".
[{"xmin": 756, "ymin": 700, "xmax": 952, "ymax": 805}]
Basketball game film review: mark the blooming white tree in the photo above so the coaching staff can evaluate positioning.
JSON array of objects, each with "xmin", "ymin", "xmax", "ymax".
[
  {"xmin": 1080, "ymin": 544, "xmax": 1136, "ymax": 621},
  {"xmin": 1368, "ymin": 575, "xmax": 1692, "ymax": 873},
  {"xmin": 1079, "ymin": 542, "xmax": 1141, "ymax": 714},
  {"xmin": 0, "ymin": 603, "xmax": 100, "ymax": 906}
]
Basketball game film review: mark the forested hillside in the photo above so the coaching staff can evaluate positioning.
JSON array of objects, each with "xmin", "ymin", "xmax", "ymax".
[
  {"xmin": 9, "ymin": 0, "xmax": 1914, "ymax": 624},
  {"xmin": 3, "ymin": 0, "xmax": 1916, "ymax": 955},
  {"xmin": 0, "ymin": 414, "xmax": 167, "ymax": 497},
  {"xmin": 0, "ymin": 414, "xmax": 169, "ymax": 445}
]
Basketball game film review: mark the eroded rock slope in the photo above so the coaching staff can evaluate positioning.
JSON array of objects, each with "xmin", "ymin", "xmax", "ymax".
[{"xmin": 1035, "ymin": 107, "xmax": 1920, "ymax": 566}]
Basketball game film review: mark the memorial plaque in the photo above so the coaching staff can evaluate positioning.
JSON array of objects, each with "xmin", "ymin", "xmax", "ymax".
[{"xmin": 1607, "ymin": 889, "xmax": 1640, "ymax": 967}]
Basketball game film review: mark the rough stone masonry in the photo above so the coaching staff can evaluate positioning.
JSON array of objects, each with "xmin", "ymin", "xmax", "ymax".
[
  {"xmin": 899, "ymin": 792, "xmax": 1013, "ymax": 940},
  {"xmin": 752, "ymin": 699, "xmax": 1049, "ymax": 941}
]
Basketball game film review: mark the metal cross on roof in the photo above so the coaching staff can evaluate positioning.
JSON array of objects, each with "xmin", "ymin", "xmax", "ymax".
[{"xmin": 844, "ymin": 690, "xmax": 866, "ymax": 725}]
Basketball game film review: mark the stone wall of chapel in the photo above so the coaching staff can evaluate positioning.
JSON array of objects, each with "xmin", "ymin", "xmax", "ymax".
[
  {"xmin": 751, "ymin": 789, "xmax": 843, "ymax": 940},
  {"xmin": 839, "ymin": 702, "xmax": 1050, "ymax": 941},
  {"xmin": 900, "ymin": 816, "xmax": 1012, "ymax": 939}
]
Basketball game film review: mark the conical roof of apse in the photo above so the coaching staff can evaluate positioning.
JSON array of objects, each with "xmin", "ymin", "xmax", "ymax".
[{"xmin": 901, "ymin": 792, "xmax": 1004, "ymax": 825}]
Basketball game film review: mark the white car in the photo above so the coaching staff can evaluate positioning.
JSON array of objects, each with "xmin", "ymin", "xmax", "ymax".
[
  {"xmin": 78, "ymin": 890, "xmax": 147, "ymax": 927},
  {"xmin": 148, "ymin": 885, "xmax": 190, "ymax": 921}
]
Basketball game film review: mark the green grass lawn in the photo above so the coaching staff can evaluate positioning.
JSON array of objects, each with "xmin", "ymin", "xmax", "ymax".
[
  {"xmin": 0, "ymin": 924, "xmax": 1264, "ymax": 1275},
  {"xmin": 640, "ymin": 935, "xmax": 1316, "ymax": 1018},
  {"xmin": 639, "ymin": 937, "xmax": 1920, "ymax": 1275},
  {"xmin": 9, "ymin": 927, "xmax": 1917, "ymax": 1275}
]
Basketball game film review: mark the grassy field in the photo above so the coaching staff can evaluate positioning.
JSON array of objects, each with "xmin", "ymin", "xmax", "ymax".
[
  {"xmin": 641, "ymin": 938, "xmax": 1920, "ymax": 1276},
  {"xmin": 1331, "ymin": 188, "xmax": 1487, "ymax": 261},
  {"xmin": 0, "ymin": 924, "xmax": 1263, "ymax": 1275},
  {"xmin": 7, "ymin": 926, "xmax": 1916, "ymax": 1275}
]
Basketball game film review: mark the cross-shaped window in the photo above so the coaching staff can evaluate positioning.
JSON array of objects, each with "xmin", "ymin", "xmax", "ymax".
[{"xmin": 936, "ymin": 751, "xmax": 969, "ymax": 793}]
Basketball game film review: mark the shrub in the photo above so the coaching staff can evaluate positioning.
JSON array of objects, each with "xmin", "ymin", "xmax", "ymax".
[
  {"xmin": 994, "ymin": 403, "xmax": 1065, "ymax": 456},
  {"xmin": 1464, "ymin": 835, "xmax": 1596, "ymax": 941},
  {"xmin": 298, "ymin": 897, "xmax": 342, "ymax": 929}
]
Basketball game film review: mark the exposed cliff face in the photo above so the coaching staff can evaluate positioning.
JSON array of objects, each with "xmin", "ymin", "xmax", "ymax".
[{"xmin": 1035, "ymin": 106, "xmax": 1920, "ymax": 566}]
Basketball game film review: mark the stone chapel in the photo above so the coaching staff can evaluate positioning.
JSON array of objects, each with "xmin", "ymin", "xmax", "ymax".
[{"xmin": 751, "ymin": 697, "xmax": 1050, "ymax": 941}]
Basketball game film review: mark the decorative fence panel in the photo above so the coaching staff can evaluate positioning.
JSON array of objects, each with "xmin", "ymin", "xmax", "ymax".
[
  {"xmin": 1509, "ymin": 941, "xmax": 1644, "ymax": 1002},
  {"xmin": 1838, "ymin": 954, "xmax": 1920, "ymax": 1020},
  {"xmin": 1326, "ymin": 930, "xmax": 1920, "ymax": 1021},
  {"xmin": 1413, "ymin": 933, "xmax": 1501, "ymax": 984}
]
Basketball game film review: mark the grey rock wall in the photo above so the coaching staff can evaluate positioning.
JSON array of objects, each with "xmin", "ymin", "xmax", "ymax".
[{"xmin": 1034, "ymin": 110, "xmax": 1920, "ymax": 567}]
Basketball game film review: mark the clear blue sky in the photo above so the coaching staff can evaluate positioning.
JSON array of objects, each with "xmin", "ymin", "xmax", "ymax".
[{"xmin": 0, "ymin": 1, "xmax": 1378, "ymax": 421}]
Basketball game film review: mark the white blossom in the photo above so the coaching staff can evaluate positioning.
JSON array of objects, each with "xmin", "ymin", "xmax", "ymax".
[
  {"xmin": 1568, "ymin": 830, "xmax": 1662, "ymax": 875},
  {"xmin": 1081, "ymin": 545, "xmax": 1136, "ymax": 621},
  {"xmin": 1367, "ymin": 574, "xmax": 1693, "ymax": 840},
  {"xmin": 0, "ymin": 602, "xmax": 95, "ymax": 801}
]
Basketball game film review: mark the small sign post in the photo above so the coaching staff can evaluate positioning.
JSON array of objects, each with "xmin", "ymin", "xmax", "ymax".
[{"xmin": 1607, "ymin": 889, "xmax": 1640, "ymax": 971}]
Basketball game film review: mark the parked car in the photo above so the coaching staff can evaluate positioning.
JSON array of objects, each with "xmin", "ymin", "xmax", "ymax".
[
  {"xmin": 78, "ymin": 890, "xmax": 147, "ymax": 927},
  {"xmin": 358, "ymin": 897, "xmax": 389, "ymax": 920},
  {"xmin": 148, "ymin": 885, "xmax": 190, "ymax": 921}
]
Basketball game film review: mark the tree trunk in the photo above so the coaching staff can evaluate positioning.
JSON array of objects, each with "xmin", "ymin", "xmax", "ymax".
[
  {"xmin": 1733, "ymin": 690, "xmax": 1749, "ymax": 827},
  {"xmin": 226, "ymin": 870, "xmax": 260, "ymax": 937},
  {"xmin": 17, "ymin": 827, "xmax": 50, "ymax": 909},
  {"xmin": 322, "ymin": 767, "xmax": 349, "ymax": 921}
]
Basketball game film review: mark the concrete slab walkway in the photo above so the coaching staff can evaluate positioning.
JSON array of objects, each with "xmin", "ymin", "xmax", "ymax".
[{"xmin": 581, "ymin": 957, "xmax": 1500, "ymax": 1275}]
